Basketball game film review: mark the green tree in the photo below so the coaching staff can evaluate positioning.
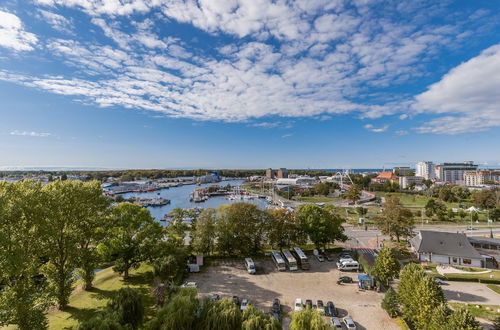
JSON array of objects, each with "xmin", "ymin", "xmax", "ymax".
[
  {"xmin": 459, "ymin": 209, "xmax": 467, "ymax": 221},
  {"xmin": 345, "ymin": 184, "xmax": 362, "ymax": 204},
  {"xmin": 199, "ymin": 298, "xmax": 242, "ymax": 330},
  {"xmin": 242, "ymin": 305, "xmax": 281, "ymax": 330},
  {"xmin": 77, "ymin": 314, "xmax": 123, "ymax": 330},
  {"xmin": 42, "ymin": 180, "xmax": 104, "ymax": 309},
  {"xmin": 356, "ymin": 207, "xmax": 368, "ymax": 217},
  {"xmin": 492, "ymin": 315, "xmax": 500, "ymax": 330},
  {"xmin": 104, "ymin": 203, "xmax": 163, "ymax": 279},
  {"xmin": 215, "ymin": 203, "xmax": 269, "ymax": 256},
  {"xmin": 266, "ymin": 208, "xmax": 303, "ymax": 250},
  {"xmin": 447, "ymin": 307, "xmax": 481, "ymax": 330},
  {"xmin": 0, "ymin": 181, "xmax": 51, "ymax": 329},
  {"xmin": 471, "ymin": 212, "xmax": 479, "ymax": 223},
  {"xmin": 151, "ymin": 241, "xmax": 189, "ymax": 281},
  {"xmin": 426, "ymin": 303, "xmax": 451, "ymax": 330},
  {"xmin": 146, "ymin": 287, "xmax": 199, "ymax": 330},
  {"xmin": 381, "ymin": 287, "xmax": 399, "ymax": 317},
  {"xmin": 191, "ymin": 208, "xmax": 217, "ymax": 255},
  {"xmin": 73, "ymin": 181, "xmax": 111, "ymax": 290},
  {"xmin": 398, "ymin": 263, "xmax": 445, "ymax": 329},
  {"xmin": 373, "ymin": 247, "xmax": 400, "ymax": 286},
  {"xmin": 108, "ymin": 287, "xmax": 144, "ymax": 329},
  {"xmin": 374, "ymin": 197, "xmax": 414, "ymax": 242},
  {"xmin": 289, "ymin": 308, "xmax": 329, "ymax": 330},
  {"xmin": 297, "ymin": 204, "xmax": 347, "ymax": 250},
  {"xmin": 425, "ymin": 199, "xmax": 446, "ymax": 218},
  {"xmin": 473, "ymin": 190, "xmax": 497, "ymax": 209},
  {"xmin": 491, "ymin": 208, "xmax": 500, "ymax": 222}
]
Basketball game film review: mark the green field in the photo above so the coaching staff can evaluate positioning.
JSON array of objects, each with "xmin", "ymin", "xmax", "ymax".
[
  {"xmin": 46, "ymin": 264, "xmax": 155, "ymax": 329},
  {"xmin": 292, "ymin": 196, "xmax": 341, "ymax": 203},
  {"xmin": 487, "ymin": 284, "xmax": 500, "ymax": 295},
  {"xmin": 449, "ymin": 302, "xmax": 500, "ymax": 321}
]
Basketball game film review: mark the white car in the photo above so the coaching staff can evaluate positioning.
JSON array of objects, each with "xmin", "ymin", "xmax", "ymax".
[
  {"xmin": 343, "ymin": 317, "xmax": 357, "ymax": 329},
  {"xmin": 330, "ymin": 317, "xmax": 342, "ymax": 328},
  {"xmin": 240, "ymin": 298, "xmax": 249, "ymax": 311},
  {"xmin": 180, "ymin": 281, "xmax": 197, "ymax": 288},
  {"xmin": 294, "ymin": 298, "xmax": 303, "ymax": 312}
]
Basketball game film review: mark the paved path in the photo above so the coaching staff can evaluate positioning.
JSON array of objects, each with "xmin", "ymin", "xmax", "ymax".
[
  {"xmin": 437, "ymin": 265, "xmax": 491, "ymax": 275},
  {"xmin": 442, "ymin": 281, "xmax": 500, "ymax": 305}
]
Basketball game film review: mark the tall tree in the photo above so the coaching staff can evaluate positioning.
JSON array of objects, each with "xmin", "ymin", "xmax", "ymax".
[
  {"xmin": 199, "ymin": 298, "xmax": 242, "ymax": 330},
  {"xmin": 104, "ymin": 203, "xmax": 163, "ymax": 279},
  {"xmin": 266, "ymin": 208, "xmax": 303, "ymax": 250},
  {"xmin": 215, "ymin": 203, "xmax": 269, "ymax": 256},
  {"xmin": 41, "ymin": 180, "xmax": 104, "ymax": 309},
  {"xmin": 73, "ymin": 181, "xmax": 111, "ymax": 290},
  {"xmin": 242, "ymin": 305, "xmax": 281, "ymax": 330},
  {"xmin": 297, "ymin": 204, "xmax": 347, "ymax": 250},
  {"xmin": 147, "ymin": 287, "xmax": 199, "ymax": 330},
  {"xmin": 381, "ymin": 287, "xmax": 399, "ymax": 318},
  {"xmin": 345, "ymin": 184, "xmax": 362, "ymax": 204},
  {"xmin": 374, "ymin": 197, "xmax": 414, "ymax": 242},
  {"xmin": 473, "ymin": 190, "xmax": 497, "ymax": 209},
  {"xmin": 447, "ymin": 308, "xmax": 481, "ymax": 330},
  {"xmin": 373, "ymin": 247, "xmax": 400, "ymax": 286},
  {"xmin": 0, "ymin": 181, "xmax": 51, "ymax": 329},
  {"xmin": 191, "ymin": 208, "xmax": 217, "ymax": 255}
]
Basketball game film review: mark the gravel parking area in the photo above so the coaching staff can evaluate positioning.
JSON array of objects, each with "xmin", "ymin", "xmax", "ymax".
[{"xmin": 188, "ymin": 255, "xmax": 399, "ymax": 330}]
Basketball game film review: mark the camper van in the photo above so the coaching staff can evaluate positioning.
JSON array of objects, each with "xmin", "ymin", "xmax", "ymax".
[{"xmin": 336, "ymin": 260, "xmax": 360, "ymax": 271}]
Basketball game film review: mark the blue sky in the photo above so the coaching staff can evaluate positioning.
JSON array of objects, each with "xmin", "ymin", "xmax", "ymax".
[{"xmin": 0, "ymin": 0, "xmax": 499, "ymax": 169}]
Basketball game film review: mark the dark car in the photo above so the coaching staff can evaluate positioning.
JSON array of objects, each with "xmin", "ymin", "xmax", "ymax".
[
  {"xmin": 326, "ymin": 301, "xmax": 338, "ymax": 316},
  {"xmin": 233, "ymin": 296, "xmax": 240, "ymax": 305},
  {"xmin": 305, "ymin": 299, "xmax": 313, "ymax": 309},
  {"xmin": 325, "ymin": 253, "xmax": 335, "ymax": 261},
  {"xmin": 210, "ymin": 294, "xmax": 220, "ymax": 301},
  {"xmin": 317, "ymin": 300, "xmax": 325, "ymax": 315},
  {"xmin": 337, "ymin": 276, "xmax": 353, "ymax": 284},
  {"xmin": 272, "ymin": 298, "xmax": 281, "ymax": 314}
]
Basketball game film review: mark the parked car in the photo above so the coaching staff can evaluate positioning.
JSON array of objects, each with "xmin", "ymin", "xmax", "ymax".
[
  {"xmin": 340, "ymin": 253, "xmax": 352, "ymax": 259},
  {"xmin": 435, "ymin": 278, "xmax": 446, "ymax": 285},
  {"xmin": 181, "ymin": 281, "xmax": 197, "ymax": 288},
  {"xmin": 325, "ymin": 253, "xmax": 335, "ymax": 261},
  {"xmin": 210, "ymin": 294, "xmax": 220, "ymax": 301},
  {"xmin": 337, "ymin": 276, "xmax": 353, "ymax": 284},
  {"xmin": 325, "ymin": 301, "xmax": 337, "ymax": 316},
  {"xmin": 294, "ymin": 298, "xmax": 303, "ymax": 312},
  {"xmin": 316, "ymin": 254, "xmax": 325, "ymax": 262},
  {"xmin": 343, "ymin": 317, "xmax": 357, "ymax": 329},
  {"xmin": 305, "ymin": 299, "xmax": 313, "ymax": 309},
  {"xmin": 233, "ymin": 296, "xmax": 240, "ymax": 305},
  {"xmin": 272, "ymin": 298, "xmax": 281, "ymax": 313},
  {"xmin": 316, "ymin": 300, "xmax": 325, "ymax": 314},
  {"xmin": 240, "ymin": 298, "xmax": 249, "ymax": 311},
  {"xmin": 330, "ymin": 317, "xmax": 342, "ymax": 328},
  {"xmin": 467, "ymin": 226, "xmax": 477, "ymax": 230}
]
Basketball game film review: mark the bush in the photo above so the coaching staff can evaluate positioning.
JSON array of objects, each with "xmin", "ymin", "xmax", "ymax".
[
  {"xmin": 381, "ymin": 287, "xmax": 399, "ymax": 317},
  {"xmin": 108, "ymin": 288, "xmax": 144, "ymax": 328},
  {"xmin": 77, "ymin": 313, "xmax": 125, "ymax": 330}
]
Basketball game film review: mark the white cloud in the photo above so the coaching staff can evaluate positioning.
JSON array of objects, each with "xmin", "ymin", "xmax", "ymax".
[
  {"xmin": 0, "ymin": 10, "xmax": 38, "ymax": 51},
  {"xmin": 395, "ymin": 130, "xmax": 408, "ymax": 136},
  {"xmin": 413, "ymin": 44, "xmax": 500, "ymax": 134},
  {"xmin": 10, "ymin": 130, "xmax": 52, "ymax": 137},
  {"xmin": 281, "ymin": 133, "xmax": 293, "ymax": 138},
  {"xmin": 37, "ymin": 9, "xmax": 73, "ymax": 33},
  {"xmin": 364, "ymin": 124, "xmax": 389, "ymax": 133}
]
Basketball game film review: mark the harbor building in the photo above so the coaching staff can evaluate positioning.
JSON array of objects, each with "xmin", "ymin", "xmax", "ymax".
[
  {"xmin": 415, "ymin": 161, "xmax": 435, "ymax": 180},
  {"xmin": 266, "ymin": 168, "xmax": 275, "ymax": 179},
  {"xmin": 277, "ymin": 168, "xmax": 288, "ymax": 178},
  {"xmin": 464, "ymin": 170, "xmax": 500, "ymax": 186},
  {"xmin": 393, "ymin": 167, "xmax": 411, "ymax": 176},
  {"xmin": 399, "ymin": 176, "xmax": 424, "ymax": 189}
]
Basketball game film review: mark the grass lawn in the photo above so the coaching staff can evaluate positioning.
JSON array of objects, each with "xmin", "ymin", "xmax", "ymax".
[
  {"xmin": 487, "ymin": 284, "xmax": 500, "ymax": 295},
  {"xmin": 46, "ymin": 264, "xmax": 155, "ymax": 329},
  {"xmin": 292, "ymin": 196, "xmax": 342, "ymax": 203},
  {"xmin": 449, "ymin": 302, "xmax": 500, "ymax": 321}
]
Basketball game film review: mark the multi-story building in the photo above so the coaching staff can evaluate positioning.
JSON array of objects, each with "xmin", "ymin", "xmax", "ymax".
[
  {"xmin": 415, "ymin": 161, "xmax": 435, "ymax": 180},
  {"xmin": 277, "ymin": 168, "xmax": 288, "ymax": 178},
  {"xmin": 371, "ymin": 171, "xmax": 398, "ymax": 184},
  {"xmin": 439, "ymin": 162, "xmax": 478, "ymax": 184},
  {"xmin": 464, "ymin": 170, "xmax": 500, "ymax": 186},
  {"xmin": 393, "ymin": 167, "xmax": 412, "ymax": 176},
  {"xmin": 266, "ymin": 168, "xmax": 275, "ymax": 179},
  {"xmin": 399, "ymin": 176, "xmax": 424, "ymax": 189}
]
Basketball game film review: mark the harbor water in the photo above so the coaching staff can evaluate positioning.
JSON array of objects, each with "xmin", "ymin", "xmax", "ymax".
[{"xmin": 121, "ymin": 179, "xmax": 268, "ymax": 221}]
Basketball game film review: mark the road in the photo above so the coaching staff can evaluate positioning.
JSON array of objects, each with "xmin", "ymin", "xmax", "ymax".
[{"xmin": 442, "ymin": 281, "xmax": 500, "ymax": 305}]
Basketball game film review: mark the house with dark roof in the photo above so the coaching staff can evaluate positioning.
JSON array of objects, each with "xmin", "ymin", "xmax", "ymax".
[{"xmin": 410, "ymin": 230, "xmax": 484, "ymax": 268}]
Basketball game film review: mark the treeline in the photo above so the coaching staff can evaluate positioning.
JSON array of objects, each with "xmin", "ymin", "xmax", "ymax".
[
  {"xmin": 382, "ymin": 263, "xmax": 481, "ymax": 330},
  {"xmin": 0, "ymin": 180, "xmax": 188, "ymax": 329},
  {"xmin": 191, "ymin": 203, "xmax": 347, "ymax": 256}
]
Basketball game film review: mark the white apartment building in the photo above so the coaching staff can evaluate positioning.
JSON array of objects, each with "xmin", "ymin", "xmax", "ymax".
[
  {"xmin": 439, "ymin": 162, "xmax": 478, "ymax": 184},
  {"xmin": 399, "ymin": 176, "xmax": 424, "ymax": 189},
  {"xmin": 464, "ymin": 170, "xmax": 500, "ymax": 186},
  {"xmin": 415, "ymin": 161, "xmax": 435, "ymax": 180}
]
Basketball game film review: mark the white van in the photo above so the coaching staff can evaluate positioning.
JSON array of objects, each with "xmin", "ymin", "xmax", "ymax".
[
  {"xmin": 337, "ymin": 260, "xmax": 360, "ymax": 271},
  {"xmin": 245, "ymin": 258, "xmax": 256, "ymax": 274}
]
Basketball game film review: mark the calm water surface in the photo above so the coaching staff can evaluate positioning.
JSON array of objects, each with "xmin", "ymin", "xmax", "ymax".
[{"xmin": 122, "ymin": 180, "xmax": 268, "ymax": 221}]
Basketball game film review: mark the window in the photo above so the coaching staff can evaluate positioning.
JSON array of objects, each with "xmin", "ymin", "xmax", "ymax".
[
  {"xmin": 452, "ymin": 257, "xmax": 458, "ymax": 263},
  {"xmin": 463, "ymin": 259, "xmax": 472, "ymax": 265}
]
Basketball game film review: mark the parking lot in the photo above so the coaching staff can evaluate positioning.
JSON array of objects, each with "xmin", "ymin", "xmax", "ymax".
[{"xmin": 188, "ymin": 255, "xmax": 399, "ymax": 330}]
